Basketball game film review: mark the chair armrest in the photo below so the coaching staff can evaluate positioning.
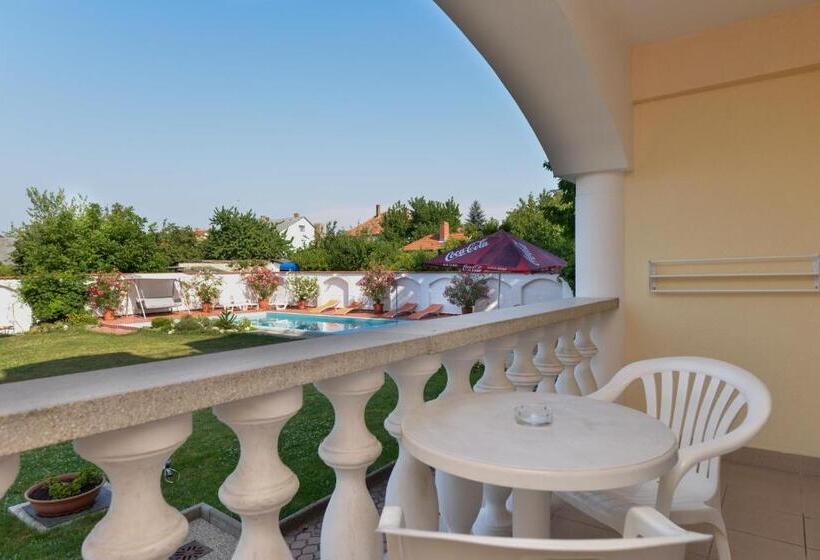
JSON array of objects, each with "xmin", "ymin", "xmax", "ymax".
[{"xmin": 623, "ymin": 506, "xmax": 687, "ymax": 538}]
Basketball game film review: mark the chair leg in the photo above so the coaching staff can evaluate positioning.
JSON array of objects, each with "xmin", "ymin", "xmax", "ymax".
[{"xmin": 702, "ymin": 508, "xmax": 731, "ymax": 560}]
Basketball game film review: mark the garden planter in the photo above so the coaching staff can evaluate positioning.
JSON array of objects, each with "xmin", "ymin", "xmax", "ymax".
[
  {"xmin": 25, "ymin": 474, "xmax": 104, "ymax": 518},
  {"xmin": 202, "ymin": 302, "xmax": 213, "ymax": 314},
  {"xmin": 102, "ymin": 308, "xmax": 115, "ymax": 322},
  {"xmin": 297, "ymin": 300, "xmax": 307, "ymax": 310},
  {"xmin": 461, "ymin": 306, "xmax": 473, "ymax": 314},
  {"xmin": 373, "ymin": 302, "xmax": 384, "ymax": 314},
  {"xmin": 259, "ymin": 299, "xmax": 269, "ymax": 311}
]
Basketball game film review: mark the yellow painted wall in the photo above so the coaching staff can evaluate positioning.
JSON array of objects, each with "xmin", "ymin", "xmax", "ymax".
[{"xmin": 626, "ymin": 7, "xmax": 820, "ymax": 458}]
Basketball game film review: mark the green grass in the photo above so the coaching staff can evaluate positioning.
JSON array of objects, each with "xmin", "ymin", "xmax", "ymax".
[{"xmin": 0, "ymin": 328, "xmax": 461, "ymax": 559}]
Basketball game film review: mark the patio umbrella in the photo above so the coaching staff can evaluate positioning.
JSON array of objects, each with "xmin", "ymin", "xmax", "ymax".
[{"xmin": 425, "ymin": 230, "xmax": 566, "ymax": 308}]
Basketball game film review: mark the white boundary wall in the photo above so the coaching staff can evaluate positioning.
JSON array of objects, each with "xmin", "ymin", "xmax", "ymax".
[
  {"xmin": 0, "ymin": 280, "xmax": 33, "ymax": 334},
  {"xmin": 1, "ymin": 271, "xmax": 571, "ymax": 333}
]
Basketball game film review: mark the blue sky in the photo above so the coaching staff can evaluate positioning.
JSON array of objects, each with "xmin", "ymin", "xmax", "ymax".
[{"xmin": 0, "ymin": 0, "xmax": 550, "ymax": 231}]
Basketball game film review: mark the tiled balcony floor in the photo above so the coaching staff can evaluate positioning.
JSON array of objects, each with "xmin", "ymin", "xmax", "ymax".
[{"xmin": 282, "ymin": 460, "xmax": 820, "ymax": 560}]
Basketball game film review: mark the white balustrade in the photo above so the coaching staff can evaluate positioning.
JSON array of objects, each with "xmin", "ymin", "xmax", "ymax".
[
  {"xmin": 555, "ymin": 321, "xmax": 583, "ymax": 395},
  {"xmin": 316, "ymin": 369, "xmax": 385, "ymax": 560},
  {"xmin": 436, "ymin": 345, "xmax": 484, "ymax": 534},
  {"xmin": 213, "ymin": 387, "xmax": 303, "ymax": 560},
  {"xmin": 533, "ymin": 326, "xmax": 563, "ymax": 393},
  {"xmin": 505, "ymin": 330, "xmax": 541, "ymax": 392},
  {"xmin": 74, "ymin": 414, "xmax": 192, "ymax": 560},
  {"xmin": 573, "ymin": 316, "xmax": 599, "ymax": 395},
  {"xmin": 0, "ymin": 298, "xmax": 618, "ymax": 559},
  {"xmin": 0, "ymin": 454, "xmax": 19, "ymax": 500},
  {"xmin": 385, "ymin": 354, "xmax": 443, "ymax": 530}
]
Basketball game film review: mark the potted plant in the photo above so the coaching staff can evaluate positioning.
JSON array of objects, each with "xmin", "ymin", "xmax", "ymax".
[
  {"xmin": 358, "ymin": 264, "xmax": 396, "ymax": 314},
  {"xmin": 87, "ymin": 271, "xmax": 128, "ymax": 321},
  {"xmin": 287, "ymin": 275, "xmax": 319, "ymax": 309},
  {"xmin": 444, "ymin": 272, "xmax": 490, "ymax": 314},
  {"xmin": 186, "ymin": 270, "xmax": 223, "ymax": 313},
  {"xmin": 241, "ymin": 267, "xmax": 283, "ymax": 311},
  {"xmin": 25, "ymin": 464, "xmax": 105, "ymax": 518}
]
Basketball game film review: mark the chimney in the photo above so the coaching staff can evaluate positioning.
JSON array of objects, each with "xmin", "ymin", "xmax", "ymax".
[
  {"xmin": 375, "ymin": 204, "xmax": 381, "ymax": 217},
  {"xmin": 293, "ymin": 212, "xmax": 300, "ymax": 218},
  {"xmin": 439, "ymin": 221, "xmax": 450, "ymax": 242}
]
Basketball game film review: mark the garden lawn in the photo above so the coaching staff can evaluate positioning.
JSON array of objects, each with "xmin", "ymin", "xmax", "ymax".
[{"xmin": 0, "ymin": 328, "xmax": 458, "ymax": 559}]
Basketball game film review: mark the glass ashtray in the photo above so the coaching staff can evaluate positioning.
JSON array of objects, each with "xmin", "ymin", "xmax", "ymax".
[{"xmin": 514, "ymin": 402, "xmax": 553, "ymax": 426}]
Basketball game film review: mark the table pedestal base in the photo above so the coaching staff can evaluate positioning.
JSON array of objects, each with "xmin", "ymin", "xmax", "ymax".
[
  {"xmin": 511, "ymin": 489, "xmax": 551, "ymax": 538},
  {"xmin": 472, "ymin": 484, "xmax": 512, "ymax": 536}
]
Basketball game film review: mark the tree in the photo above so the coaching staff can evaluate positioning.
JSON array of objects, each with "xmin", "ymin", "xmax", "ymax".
[
  {"xmin": 502, "ymin": 162, "xmax": 576, "ymax": 286},
  {"xmin": 153, "ymin": 222, "xmax": 203, "ymax": 266},
  {"xmin": 12, "ymin": 188, "xmax": 166, "ymax": 274},
  {"xmin": 204, "ymin": 207, "xmax": 292, "ymax": 261},
  {"xmin": 380, "ymin": 197, "xmax": 462, "ymax": 244},
  {"xmin": 466, "ymin": 200, "xmax": 486, "ymax": 230}
]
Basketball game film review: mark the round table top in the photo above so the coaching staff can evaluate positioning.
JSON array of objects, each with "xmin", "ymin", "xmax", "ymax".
[{"xmin": 401, "ymin": 392, "xmax": 679, "ymax": 491}]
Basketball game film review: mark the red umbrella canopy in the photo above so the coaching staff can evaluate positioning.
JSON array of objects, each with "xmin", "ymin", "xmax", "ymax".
[{"xmin": 425, "ymin": 230, "xmax": 566, "ymax": 273}]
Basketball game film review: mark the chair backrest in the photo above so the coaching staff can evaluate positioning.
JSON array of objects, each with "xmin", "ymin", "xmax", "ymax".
[
  {"xmin": 599, "ymin": 357, "xmax": 771, "ymax": 484},
  {"xmin": 379, "ymin": 506, "xmax": 709, "ymax": 560}
]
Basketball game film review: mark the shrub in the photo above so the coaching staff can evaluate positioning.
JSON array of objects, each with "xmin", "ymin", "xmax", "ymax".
[
  {"xmin": 67, "ymin": 310, "xmax": 99, "ymax": 326},
  {"xmin": 174, "ymin": 315, "xmax": 211, "ymax": 333},
  {"xmin": 86, "ymin": 271, "xmax": 128, "ymax": 313},
  {"xmin": 287, "ymin": 275, "xmax": 319, "ymax": 304},
  {"xmin": 443, "ymin": 272, "xmax": 490, "ymax": 310},
  {"xmin": 45, "ymin": 464, "xmax": 104, "ymax": 500},
  {"xmin": 212, "ymin": 309, "xmax": 238, "ymax": 330},
  {"xmin": 241, "ymin": 267, "xmax": 282, "ymax": 301},
  {"xmin": 0, "ymin": 263, "xmax": 18, "ymax": 277},
  {"xmin": 150, "ymin": 317, "xmax": 174, "ymax": 332},
  {"xmin": 19, "ymin": 272, "xmax": 88, "ymax": 323},
  {"xmin": 357, "ymin": 264, "xmax": 395, "ymax": 305},
  {"xmin": 183, "ymin": 270, "xmax": 223, "ymax": 305}
]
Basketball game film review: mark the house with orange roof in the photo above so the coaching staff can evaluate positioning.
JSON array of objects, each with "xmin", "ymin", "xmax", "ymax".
[
  {"xmin": 401, "ymin": 222, "xmax": 467, "ymax": 252},
  {"xmin": 348, "ymin": 204, "xmax": 384, "ymax": 236}
]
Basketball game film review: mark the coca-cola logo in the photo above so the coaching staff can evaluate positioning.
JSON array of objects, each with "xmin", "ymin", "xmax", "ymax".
[
  {"xmin": 444, "ymin": 238, "xmax": 489, "ymax": 262},
  {"xmin": 513, "ymin": 240, "xmax": 539, "ymax": 266}
]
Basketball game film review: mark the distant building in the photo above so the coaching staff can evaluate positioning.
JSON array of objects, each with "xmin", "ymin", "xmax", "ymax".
[
  {"xmin": 348, "ymin": 205, "xmax": 385, "ymax": 236},
  {"xmin": 0, "ymin": 236, "xmax": 15, "ymax": 265},
  {"xmin": 274, "ymin": 213, "xmax": 314, "ymax": 249},
  {"xmin": 402, "ymin": 222, "xmax": 467, "ymax": 252}
]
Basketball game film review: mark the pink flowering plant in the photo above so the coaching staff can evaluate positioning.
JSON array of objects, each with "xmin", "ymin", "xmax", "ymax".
[
  {"xmin": 443, "ymin": 272, "xmax": 490, "ymax": 309},
  {"xmin": 357, "ymin": 264, "xmax": 396, "ymax": 305},
  {"xmin": 241, "ymin": 267, "xmax": 283, "ymax": 302},
  {"xmin": 86, "ymin": 272, "xmax": 128, "ymax": 312}
]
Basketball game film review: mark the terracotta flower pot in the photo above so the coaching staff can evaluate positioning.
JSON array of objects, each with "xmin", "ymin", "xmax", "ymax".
[
  {"xmin": 202, "ymin": 302, "xmax": 213, "ymax": 314},
  {"xmin": 259, "ymin": 299, "xmax": 269, "ymax": 311},
  {"xmin": 373, "ymin": 302, "xmax": 384, "ymax": 314},
  {"xmin": 25, "ymin": 473, "xmax": 104, "ymax": 518},
  {"xmin": 102, "ymin": 309, "xmax": 115, "ymax": 322},
  {"xmin": 461, "ymin": 306, "xmax": 474, "ymax": 314},
  {"xmin": 297, "ymin": 300, "xmax": 307, "ymax": 310}
]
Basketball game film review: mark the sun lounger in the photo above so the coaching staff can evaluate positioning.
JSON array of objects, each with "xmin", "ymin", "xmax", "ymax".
[
  {"xmin": 333, "ymin": 300, "xmax": 364, "ymax": 315},
  {"xmin": 382, "ymin": 303, "xmax": 417, "ymax": 319},
  {"xmin": 312, "ymin": 299, "xmax": 340, "ymax": 313},
  {"xmin": 406, "ymin": 304, "xmax": 443, "ymax": 320}
]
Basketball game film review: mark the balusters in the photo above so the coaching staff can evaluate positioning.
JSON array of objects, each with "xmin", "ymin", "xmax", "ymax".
[
  {"xmin": 474, "ymin": 335, "xmax": 515, "ymax": 393},
  {"xmin": 384, "ymin": 354, "xmax": 442, "ymax": 530},
  {"xmin": 436, "ymin": 345, "xmax": 483, "ymax": 534},
  {"xmin": 316, "ymin": 369, "xmax": 385, "ymax": 560},
  {"xmin": 574, "ymin": 317, "xmax": 599, "ymax": 395},
  {"xmin": 505, "ymin": 331, "xmax": 541, "ymax": 392},
  {"xmin": 0, "ymin": 454, "xmax": 19, "ymax": 498},
  {"xmin": 472, "ymin": 336, "xmax": 515, "ymax": 537},
  {"xmin": 213, "ymin": 387, "xmax": 302, "ymax": 560},
  {"xmin": 533, "ymin": 326, "xmax": 563, "ymax": 393},
  {"xmin": 555, "ymin": 321, "xmax": 582, "ymax": 395},
  {"xmin": 74, "ymin": 414, "xmax": 192, "ymax": 560}
]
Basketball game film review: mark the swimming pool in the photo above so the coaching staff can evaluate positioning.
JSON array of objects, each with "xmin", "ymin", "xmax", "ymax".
[{"xmin": 246, "ymin": 312, "xmax": 400, "ymax": 336}]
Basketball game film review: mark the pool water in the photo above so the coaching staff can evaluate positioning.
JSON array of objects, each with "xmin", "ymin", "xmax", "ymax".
[{"xmin": 246, "ymin": 312, "xmax": 400, "ymax": 335}]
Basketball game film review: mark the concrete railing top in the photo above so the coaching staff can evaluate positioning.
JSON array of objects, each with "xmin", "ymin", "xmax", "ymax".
[{"xmin": 0, "ymin": 297, "xmax": 617, "ymax": 456}]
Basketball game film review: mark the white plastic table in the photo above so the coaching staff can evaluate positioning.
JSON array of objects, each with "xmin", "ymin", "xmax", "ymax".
[{"xmin": 401, "ymin": 391, "xmax": 678, "ymax": 538}]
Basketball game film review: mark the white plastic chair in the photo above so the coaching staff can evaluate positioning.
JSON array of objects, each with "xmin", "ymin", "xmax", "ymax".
[
  {"xmin": 379, "ymin": 505, "xmax": 710, "ymax": 560},
  {"xmin": 558, "ymin": 357, "xmax": 771, "ymax": 560}
]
